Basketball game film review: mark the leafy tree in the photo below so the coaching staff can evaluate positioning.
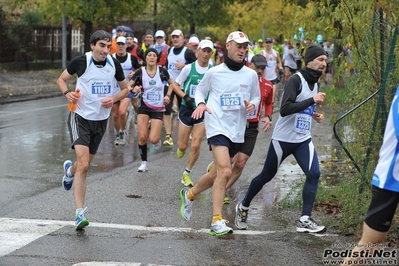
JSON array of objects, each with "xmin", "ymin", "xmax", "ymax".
[
  {"xmin": 10, "ymin": 0, "xmax": 149, "ymax": 52},
  {"xmin": 18, "ymin": 10, "xmax": 43, "ymax": 25},
  {"xmin": 154, "ymin": 0, "xmax": 237, "ymax": 36},
  {"xmin": 210, "ymin": 0, "xmax": 308, "ymax": 42}
]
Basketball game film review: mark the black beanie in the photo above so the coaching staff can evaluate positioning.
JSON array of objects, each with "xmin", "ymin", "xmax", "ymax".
[
  {"xmin": 144, "ymin": 47, "xmax": 160, "ymax": 63},
  {"xmin": 304, "ymin": 45, "xmax": 326, "ymax": 65}
]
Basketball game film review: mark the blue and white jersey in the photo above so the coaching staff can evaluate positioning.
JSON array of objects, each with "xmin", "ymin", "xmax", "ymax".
[
  {"xmin": 272, "ymin": 72, "xmax": 317, "ymax": 143},
  {"xmin": 75, "ymin": 52, "xmax": 116, "ymax": 121},
  {"xmin": 372, "ymin": 87, "xmax": 399, "ymax": 192}
]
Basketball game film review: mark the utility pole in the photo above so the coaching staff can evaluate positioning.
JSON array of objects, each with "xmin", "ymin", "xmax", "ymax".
[
  {"xmin": 153, "ymin": 0, "xmax": 157, "ymax": 33},
  {"xmin": 62, "ymin": 1, "xmax": 67, "ymax": 69}
]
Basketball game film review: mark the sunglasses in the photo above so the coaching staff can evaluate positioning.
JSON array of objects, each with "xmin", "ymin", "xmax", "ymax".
[{"xmin": 256, "ymin": 66, "xmax": 266, "ymax": 70}]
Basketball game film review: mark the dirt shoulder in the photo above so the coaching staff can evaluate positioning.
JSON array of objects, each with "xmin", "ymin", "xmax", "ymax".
[{"xmin": 0, "ymin": 69, "xmax": 76, "ymax": 104}]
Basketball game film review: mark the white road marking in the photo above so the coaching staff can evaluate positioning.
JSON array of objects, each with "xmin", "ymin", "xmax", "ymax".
[
  {"xmin": 73, "ymin": 263, "xmax": 174, "ymax": 266},
  {"xmin": 0, "ymin": 218, "xmax": 65, "ymax": 257},
  {"xmin": 0, "ymin": 217, "xmax": 337, "ymax": 258},
  {"xmin": 73, "ymin": 263, "xmax": 142, "ymax": 266}
]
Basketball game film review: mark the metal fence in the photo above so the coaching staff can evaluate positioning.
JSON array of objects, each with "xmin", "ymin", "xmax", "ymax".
[
  {"xmin": 0, "ymin": 24, "xmax": 83, "ymax": 66},
  {"xmin": 332, "ymin": 8, "xmax": 399, "ymax": 192}
]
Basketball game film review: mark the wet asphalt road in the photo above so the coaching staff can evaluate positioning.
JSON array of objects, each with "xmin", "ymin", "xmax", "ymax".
[{"xmin": 0, "ymin": 96, "xmax": 356, "ymax": 266}]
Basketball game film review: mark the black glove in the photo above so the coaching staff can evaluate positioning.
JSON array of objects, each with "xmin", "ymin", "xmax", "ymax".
[{"xmin": 183, "ymin": 94, "xmax": 193, "ymax": 110}]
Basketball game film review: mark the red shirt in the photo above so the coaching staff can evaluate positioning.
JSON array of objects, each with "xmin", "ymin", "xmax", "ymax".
[{"xmin": 247, "ymin": 76, "xmax": 273, "ymax": 123}]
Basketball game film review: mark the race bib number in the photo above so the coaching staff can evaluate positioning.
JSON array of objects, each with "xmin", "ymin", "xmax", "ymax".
[
  {"xmin": 268, "ymin": 61, "xmax": 276, "ymax": 69},
  {"xmin": 91, "ymin": 82, "xmax": 111, "ymax": 95},
  {"xmin": 146, "ymin": 92, "xmax": 162, "ymax": 102},
  {"xmin": 220, "ymin": 93, "xmax": 242, "ymax": 110},
  {"xmin": 168, "ymin": 63, "xmax": 179, "ymax": 71},
  {"xmin": 293, "ymin": 113, "xmax": 311, "ymax": 134},
  {"xmin": 189, "ymin": 84, "xmax": 197, "ymax": 98}
]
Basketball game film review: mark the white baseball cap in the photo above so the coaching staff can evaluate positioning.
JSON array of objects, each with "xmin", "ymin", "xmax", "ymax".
[
  {"xmin": 116, "ymin": 36, "xmax": 126, "ymax": 44},
  {"xmin": 155, "ymin": 30, "xmax": 166, "ymax": 38},
  {"xmin": 188, "ymin": 36, "xmax": 200, "ymax": 45},
  {"xmin": 226, "ymin": 31, "xmax": 250, "ymax": 44},
  {"xmin": 171, "ymin": 29, "xmax": 183, "ymax": 36},
  {"xmin": 198, "ymin": 40, "xmax": 214, "ymax": 50}
]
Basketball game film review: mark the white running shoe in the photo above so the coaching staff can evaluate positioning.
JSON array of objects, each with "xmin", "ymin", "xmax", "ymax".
[
  {"xmin": 153, "ymin": 140, "xmax": 162, "ymax": 150},
  {"xmin": 114, "ymin": 135, "xmax": 120, "ymax": 145},
  {"xmin": 137, "ymin": 161, "xmax": 148, "ymax": 172},
  {"xmin": 210, "ymin": 219, "xmax": 233, "ymax": 236},
  {"xmin": 118, "ymin": 131, "xmax": 127, "ymax": 145},
  {"xmin": 296, "ymin": 217, "xmax": 326, "ymax": 233},
  {"xmin": 179, "ymin": 187, "xmax": 193, "ymax": 220}
]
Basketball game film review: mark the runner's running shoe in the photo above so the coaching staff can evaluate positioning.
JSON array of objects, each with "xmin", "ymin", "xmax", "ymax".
[
  {"xmin": 235, "ymin": 202, "xmax": 248, "ymax": 230},
  {"xmin": 223, "ymin": 196, "xmax": 230, "ymax": 205},
  {"xmin": 138, "ymin": 161, "xmax": 148, "ymax": 172},
  {"xmin": 181, "ymin": 172, "xmax": 194, "ymax": 187},
  {"xmin": 118, "ymin": 130, "xmax": 127, "ymax": 145},
  {"xmin": 296, "ymin": 217, "xmax": 325, "ymax": 233},
  {"xmin": 210, "ymin": 219, "xmax": 233, "ymax": 236},
  {"xmin": 179, "ymin": 187, "xmax": 193, "ymax": 220},
  {"xmin": 62, "ymin": 160, "xmax": 74, "ymax": 191},
  {"xmin": 206, "ymin": 161, "xmax": 214, "ymax": 172},
  {"xmin": 153, "ymin": 140, "xmax": 162, "ymax": 150},
  {"xmin": 75, "ymin": 207, "xmax": 89, "ymax": 230},
  {"xmin": 114, "ymin": 134, "xmax": 121, "ymax": 145},
  {"xmin": 177, "ymin": 148, "xmax": 186, "ymax": 158},
  {"xmin": 163, "ymin": 135, "xmax": 174, "ymax": 146}
]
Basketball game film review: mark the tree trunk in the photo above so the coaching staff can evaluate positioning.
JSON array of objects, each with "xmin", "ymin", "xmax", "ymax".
[{"xmin": 83, "ymin": 21, "xmax": 93, "ymax": 53}]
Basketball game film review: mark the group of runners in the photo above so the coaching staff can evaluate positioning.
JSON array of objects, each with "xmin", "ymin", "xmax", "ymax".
[{"xmin": 57, "ymin": 28, "xmax": 399, "ymax": 264}]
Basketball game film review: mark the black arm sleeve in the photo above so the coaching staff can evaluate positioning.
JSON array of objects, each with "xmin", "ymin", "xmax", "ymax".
[
  {"xmin": 280, "ymin": 75, "xmax": 315, "ymax": 117},
  {"xmin": 185, "ymin": 49, "xmax": 197, "ymax": 64},
  {"xmin": 131, "ymin": 55, "xmax": 141, "ymax": 70},
  {"xmin": 66, "ymin": 55, "xmax": 86, "ymax": 77},
  {"xmin": 112, "ymin": 57, "xmax": 125, "ymax": 82},
  {"xmin": 131, "ymin": 69, "xmax": 143, "ymax": 86}
]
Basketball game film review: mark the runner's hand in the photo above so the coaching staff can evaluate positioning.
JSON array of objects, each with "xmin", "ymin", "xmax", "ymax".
[
  {"xmin": 244, "ymin": 100, "xmax": 255, "ymax": 114},
  {"xmin": 183, "ymin": 95, "xmax": 193, "ymax": 109}
]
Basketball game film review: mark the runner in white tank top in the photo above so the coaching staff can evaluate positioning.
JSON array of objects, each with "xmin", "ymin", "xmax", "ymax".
[
  {"xmin": 111, "ymin": 36, "xmax": 140, "ymax": 145},
  {"xmin": 128, "ymin": 48, "xmax": 174, "ymax": 172},
  {"xmin": 260, "ymin": 37, "xmax": 283, "ymax": 104},
  {"xmin": 57, "ymin": 30, "xmax": 129, "ymax": 230}
]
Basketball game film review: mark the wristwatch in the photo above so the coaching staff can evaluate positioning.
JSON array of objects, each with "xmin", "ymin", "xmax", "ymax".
[
  {"xmin": 267, "ymin": 115, "xmax": 272, "ymax": 122},
  {"xmin": 63, "ymin": 90, "xmax": 70, "ymax": 96}
]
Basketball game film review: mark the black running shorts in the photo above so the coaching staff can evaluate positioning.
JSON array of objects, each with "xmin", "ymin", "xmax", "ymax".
[{"xmin": 365, "ymin": 185, "xmax": 399, "ymax": 232}]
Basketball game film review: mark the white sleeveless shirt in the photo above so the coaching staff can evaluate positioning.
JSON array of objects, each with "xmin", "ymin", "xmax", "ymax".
[
  {"xmin": 167, "ymin": 46, "xmax": 188, "ymax": 81},
  {"xmin": 112, "ymin": 53, "xmax": 133, "ymax": 95},
  {"xmin": 75, "ymin": 52, "xmax": 116, "ymax": 121},
  {"xmin": 112, "ymin": 53, "xmax": 133, "ymax": 82},
  {"xmin": 272, "ymin": 72, "xmax": 317, "ymax": 143},
  {"xmin": 141, "ymin": 66, "xmax": 166, "ymax": 112},
  {"xmin": 261, "ymin": 49, "xmax": 278, "ymax": 81}
]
